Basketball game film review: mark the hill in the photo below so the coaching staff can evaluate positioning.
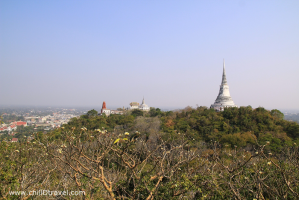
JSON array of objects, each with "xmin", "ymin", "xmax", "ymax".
[{"xmin": 1, "ymin": 106, "xmax": 299, "ymax": 199}]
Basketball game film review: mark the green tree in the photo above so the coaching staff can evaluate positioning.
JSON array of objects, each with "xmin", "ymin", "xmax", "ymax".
[
  {"xmin": 270, "ymin": 109, "xmax": 284, "ymax": 120},
  {"xmin": 149, "ymin": 107, "xmax": 163, "ymax": 117},
  {"xmin": 131, "ymin": 109, "xmax": 144, "ymax": 117},
  {"xmin": 86, "ymin": 109, "xmax": 98, "ymax": 117}
]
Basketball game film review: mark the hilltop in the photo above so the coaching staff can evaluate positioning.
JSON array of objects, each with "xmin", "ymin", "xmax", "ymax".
[
  {"xmin": 1, "ymin": 106, "xmax": 299, "ymax": 199},
  {"xmin": 60, "ymin": 106, "xmax": 299, "ymax": 152}
]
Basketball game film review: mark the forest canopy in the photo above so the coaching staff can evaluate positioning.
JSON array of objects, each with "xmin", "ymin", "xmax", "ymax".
[
  {"xmin": 61, "ymin": 106, "xmax": 299, "ymax": 152},
  {"xmin": 1, "ymin": 106, "xmax": 299, "ymax": 199}
]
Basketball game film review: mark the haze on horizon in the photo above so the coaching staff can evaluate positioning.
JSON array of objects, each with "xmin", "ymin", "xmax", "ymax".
[{"xmin": 1, "ymin": 1, "xmax": 298, "ymax": 111}]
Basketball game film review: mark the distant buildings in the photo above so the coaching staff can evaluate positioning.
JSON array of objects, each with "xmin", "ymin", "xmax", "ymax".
[
  {"xmin": 99, "ymin": 97, "xmax": 150, "ymax": 116},
  {"xmin": 210, "ymin": 60, "xmax": 238, "ymax": 111},
  {"xmin": 100, "ymin": 101, "xmax": 110, "ymax": 116},
  {"xmin": 129, "ymin": 97, "xmax": 150, "ymax": 111},
  {"xmin": 0, "ymin": 112, "xmax": 77, "ymax": 133},
  {"xmin": 0, "ymin": 126, "xmax": 9, "ymax": 132},
  {"xmin": 12, "ymin": 121, "xmax": 27, "ymax": 127},
  {"xmin": 100, "ymin": 101, "xmax": 123, "ymax": 116},
  {"xmin": 0, "ymin": 121, "xmax": 26, "ymax": 132},
  {"xmin": 129, "ymin": 102, "xmax": 140, "ymax": 109},
  {"xmin": 10, "ymin": 124, "xmax": 17, "ymax": 131},
  {"xmin": 24, "ymin": 113, "xmax": 77, "ymax": 127}
]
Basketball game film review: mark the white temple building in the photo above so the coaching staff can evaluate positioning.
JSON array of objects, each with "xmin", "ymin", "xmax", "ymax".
[
  {"xmin": 129, "ymin": 102, "xmax": 140, "ymax": 109},
  {"xmin": 100, "ymin": 101, "xmax": 123, "ymax": 116},
  {"xmin": 129, "ymin": 97, "xmax": 150, "ymax": 111},
  {"xmin": 139, "ymin": 97, "xmax": 150, "ymax": 111},
  {"xmin": 210, "ymin": 60, "xmax": 238, "ymax": 111}
]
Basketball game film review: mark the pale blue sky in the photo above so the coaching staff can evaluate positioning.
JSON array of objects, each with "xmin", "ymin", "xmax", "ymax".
[{"xmin": 1, "ymin": 0, "xmax": 299, "ymax": 110}]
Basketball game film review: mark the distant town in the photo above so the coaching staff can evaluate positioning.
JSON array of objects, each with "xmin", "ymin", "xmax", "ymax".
[
  {"xmin": 0, "ymin": 107, "xmax": 84, "ymax": 141},
  {"xmin": 0, "ymin": 97, "xmax": 152, "ymax": 140}
]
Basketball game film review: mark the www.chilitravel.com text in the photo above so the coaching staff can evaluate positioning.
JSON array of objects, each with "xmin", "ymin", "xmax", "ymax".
[{"xmin": 9, "ymin": 190, "xmax": 85, "ymax": 196}]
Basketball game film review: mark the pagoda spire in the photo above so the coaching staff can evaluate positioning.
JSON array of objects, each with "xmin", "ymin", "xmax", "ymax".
[
  {"xmin": 221, "ymin": 59, "xmax": 228, "ymax": 85},
  {"xmin": 210, "ymin": 60, "xmax": 237, "ymax": 111},
  {"xmin": 101, "ymin": 101, "xmax": 107, "ymax": 113},
  {"xmin": 102, "ymin": 101, "xmax": 107, "ymax": 109}
]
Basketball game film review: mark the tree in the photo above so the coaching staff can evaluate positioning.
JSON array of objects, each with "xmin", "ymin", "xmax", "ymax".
[
  {"xmin": 149, "ymin": 107, "xmax": 163, "ymax": 117},
  {"xmin": 86, "ymin": 109, "xmax": 98, "ymax": 117},
  {"xmin": 270, "ymin": 109, "xmax": 284, "ymax": 120},
  {"xmin": 131, "ymin": 109, "xmax": 144, "ymax": 117}
]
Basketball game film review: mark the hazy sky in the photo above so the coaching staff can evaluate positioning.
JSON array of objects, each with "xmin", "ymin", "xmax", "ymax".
[{"xmin": 1, "ymin": 0, "xmax": 299, "ymax": 110}]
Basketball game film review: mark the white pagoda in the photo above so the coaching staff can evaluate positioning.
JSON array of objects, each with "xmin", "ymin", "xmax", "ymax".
[
  {"xmin": 129, "ymin": 97, "xmax": 150, "ymax": 111},
  {"xmin": 139, "ymin": 97, "xmax": 150, "ymax": 111},
  {"xmin": 210, "ymin": 60, "xmax": 237, "ymax": 111}
]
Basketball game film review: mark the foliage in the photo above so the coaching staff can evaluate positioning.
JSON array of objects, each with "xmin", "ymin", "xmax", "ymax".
[
  {"xmin": 85, "ymin": 109, "xmax": 98, "ymax": 118},
  {"xmin": 1, "ymin": 127, "xmax": 299, "ymax": 199},
  {"xmin": 160, "ymin": 106, "xmax": 299, "ymax": 152},
  {"xmin": 131, "ymin": 109, "xmax": 144, "ymax": 117},
  {"xmin": 149, "ymin": 107, "xmax": 163, "ymax": 117},
  {"xmin": 1, "ymin": 107, "xmax": 299, "ymax": 199}
]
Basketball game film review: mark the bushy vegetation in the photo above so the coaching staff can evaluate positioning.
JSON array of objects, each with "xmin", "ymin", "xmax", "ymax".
[
  {"xmin": 62, "ymin": 106, "xmax": 299, "ymax": 153},
  {"xmin": 160, "ymin": 106, "xmax": 299, "ymax": 152},
  {"xmin": 1, "ymin": 106, "xmax": 299, "ymax": 199}
]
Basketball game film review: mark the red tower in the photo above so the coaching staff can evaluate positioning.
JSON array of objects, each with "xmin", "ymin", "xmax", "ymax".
[{"xmin": 101, "ymin": 101, "xmax": 107, "ymax": 113}]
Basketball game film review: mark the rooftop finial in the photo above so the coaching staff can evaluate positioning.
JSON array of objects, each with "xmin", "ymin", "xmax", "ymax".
[{"xmin": 222, "ymin": 59, "xmax": 227, "ymax": 85}]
